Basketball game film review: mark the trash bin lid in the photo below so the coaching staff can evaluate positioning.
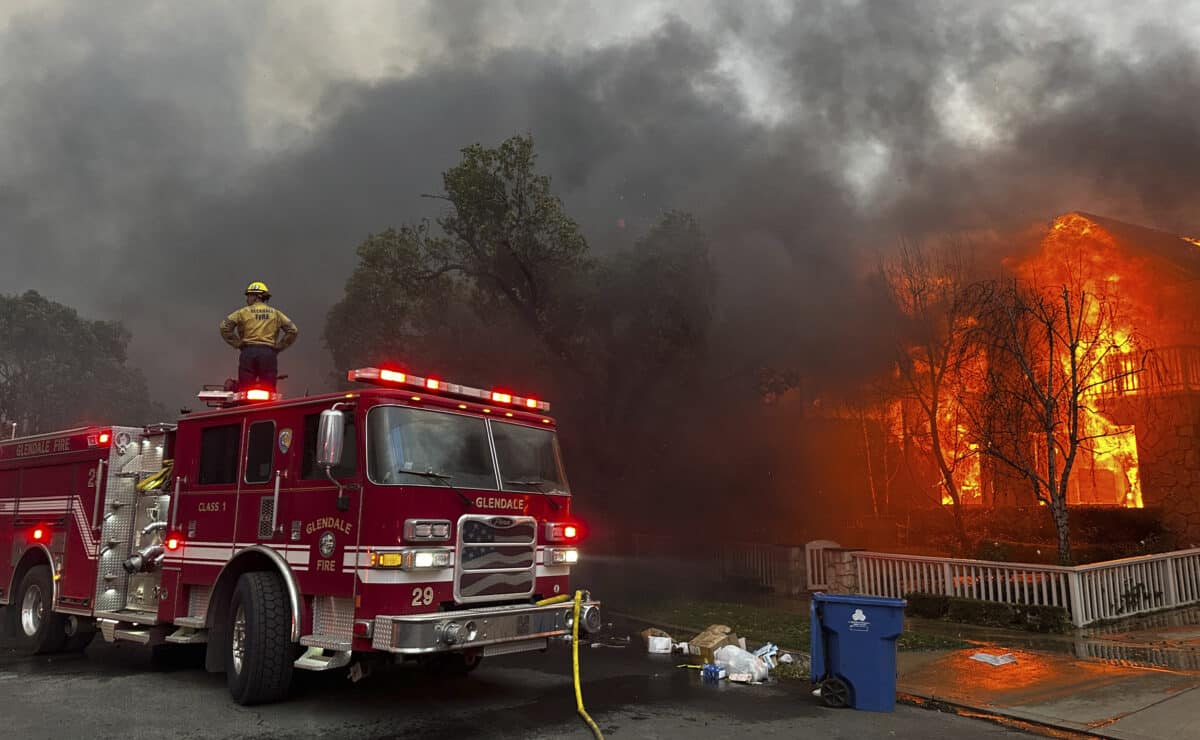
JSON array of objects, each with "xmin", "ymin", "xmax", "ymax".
[{"xmin": 812, "ymin": 592, "xmax": 907, "ymax": 608}]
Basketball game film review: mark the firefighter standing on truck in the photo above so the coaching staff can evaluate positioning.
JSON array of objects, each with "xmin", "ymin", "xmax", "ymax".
[{"xmin": 219, "ymin": 281, "xmax": 298, "ymax": 392}]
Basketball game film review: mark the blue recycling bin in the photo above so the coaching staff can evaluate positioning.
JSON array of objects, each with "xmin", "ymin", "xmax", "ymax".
[{"xmin": 810, "ymin": 592, "xmax": 906, "ymax": 712}]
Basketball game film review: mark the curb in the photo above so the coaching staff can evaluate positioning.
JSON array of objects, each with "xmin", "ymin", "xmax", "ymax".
[{"xmin": 896, "ymin": 693, "xmax": 1106, "ymax": 739}]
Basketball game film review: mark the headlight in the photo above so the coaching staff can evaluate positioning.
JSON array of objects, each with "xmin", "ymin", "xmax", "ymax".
[
  {"xmin": 546, "ymin": 548, "xmax": 579, "ymax": 565},
  {"xmin": 404, "ymin": 519, "xmax": 452, "ymax": 542}
]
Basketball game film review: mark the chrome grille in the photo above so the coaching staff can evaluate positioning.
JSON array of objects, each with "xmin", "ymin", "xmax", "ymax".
[{"xmin": 455, "ymin": 515, "xmax": 537, "ymax": 603}]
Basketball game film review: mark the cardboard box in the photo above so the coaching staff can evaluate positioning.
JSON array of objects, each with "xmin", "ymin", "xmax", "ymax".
[{"xmin": 689, "ymin": 624, "xmax": 740, "ymax": 665}]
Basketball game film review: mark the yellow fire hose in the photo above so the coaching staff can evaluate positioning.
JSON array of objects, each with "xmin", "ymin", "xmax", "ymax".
[
  {"xmin": 572, "ymin": 590, "xmax": 604, "ymax": 740},
  {"xmin": 533, "ymin": 591, "xmax": 603, "ymax": 739}
]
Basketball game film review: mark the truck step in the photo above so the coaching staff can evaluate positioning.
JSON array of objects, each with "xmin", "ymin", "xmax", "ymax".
[
  {"xmin": 293, "ymin": 646, "xmax": 352, "ymax": 672},
  {"xmin": 165, "ymin": 627, "xmax": 207, "ymax": 644},
  {"xmin": 114, "ymin": 629, "xmax": 152, "ymax": 645},
  {"xmin": 300, "ymin": 635, "xmax": 352, "ymax": 651},
  {"xmin": 174, "ymin": 616, "xmax": 205, "ymax": 629}
]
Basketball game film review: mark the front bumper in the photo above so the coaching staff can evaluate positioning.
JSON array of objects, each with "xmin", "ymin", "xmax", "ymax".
[{"xmin": 371, "ymin": 598, "xmax": 602, "ymax": 655}]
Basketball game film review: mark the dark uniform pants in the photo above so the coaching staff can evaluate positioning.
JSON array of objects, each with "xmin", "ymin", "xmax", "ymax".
[{"xmin": 238, "ymin": 344, "xmax": 278, "ymax": 391}]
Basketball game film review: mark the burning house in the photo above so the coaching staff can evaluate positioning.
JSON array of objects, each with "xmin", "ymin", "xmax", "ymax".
[
  {"xmin": 1037, "ymin": 213, "xmax": 1200, "ymax": 542},
  {"xmin": 915, "ymin": 212, "xmax": 1200, "ymax": 544}
]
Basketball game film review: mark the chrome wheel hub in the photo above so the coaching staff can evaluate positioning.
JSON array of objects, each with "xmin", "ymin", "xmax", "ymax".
[
  {"xmin": 231, "ymin": 605, "xmax": 247, "ymax": 674},
  {"xmin": 20, "ymin": 583, "xmax": 44, "ymax": 637}
]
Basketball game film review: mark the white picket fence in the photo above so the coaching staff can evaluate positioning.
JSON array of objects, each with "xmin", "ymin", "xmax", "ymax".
[{"xmin": 847, "ymin": 548, "xmax": 1200, "ymax": 628}]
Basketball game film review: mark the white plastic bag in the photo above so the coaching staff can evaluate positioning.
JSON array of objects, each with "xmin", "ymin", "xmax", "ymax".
[{"xmin": 713, "ymin": 645, "xmax": 769, "ymax": 683}]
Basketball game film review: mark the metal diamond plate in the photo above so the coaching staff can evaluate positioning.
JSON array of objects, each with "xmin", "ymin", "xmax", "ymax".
[
  {"xmin": 92, "ymin": 427, "xmax": 146, "ymax": 613},
  {"xmin": 312, "ymin": 595, "xmax": 354, "ymax": 642},
  {"xmin": 188, "ymin": 585, "xmax": 212, "ymax": 619}
]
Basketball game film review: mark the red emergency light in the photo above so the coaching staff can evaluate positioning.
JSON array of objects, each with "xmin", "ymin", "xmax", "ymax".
[
  {"xmin": 164, "ymin": 533, "xmax": 183, "ymax": 551},
  {"xmin": 30, "ymin": 525, "xmax": 47, "ymax": 542},
  {"xmin": 348, "ymin": 367, "xmax": 551, "ymax": 412},
  {"xmin": 196, "ymin": 388, "xmax": 282, "ymax": 406},
  {"xmin": 98, "ymin": 432, "xmax": 111, "ymax": 445},
  {"xmin": 545, "ymin": 521, "xmax": 583, "ymax": 543}
]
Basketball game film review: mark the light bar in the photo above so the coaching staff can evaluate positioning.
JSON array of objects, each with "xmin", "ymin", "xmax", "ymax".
[
  {"xmin": 347, "ymin": 367, "xmax": 551, "ymax": 412},
  {"xmin": 196, "ymin": 389, "xmax": 283, "ymax": 406}
]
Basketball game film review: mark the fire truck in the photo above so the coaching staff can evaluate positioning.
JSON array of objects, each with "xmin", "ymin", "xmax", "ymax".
[{"xmin": 0, "ymin": 366, "xmax": 599, "ymax": 704}]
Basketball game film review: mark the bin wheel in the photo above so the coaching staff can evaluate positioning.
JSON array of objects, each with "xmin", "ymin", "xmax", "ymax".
[{"xmin": 820, "ymin": 677, "xmax": 851, "ymax": 708}]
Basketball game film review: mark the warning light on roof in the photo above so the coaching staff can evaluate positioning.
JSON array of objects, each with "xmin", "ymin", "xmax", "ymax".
[
  {"xmin": 380, "ymin": 369, "xmax": 406, "ymax": 383},
  {"xmin": 346, "ymin": 367, "xmax": 552, "ymax": 412},
  {"xmin": 245, "ymin": 389, "xmax": 272, "ymax": 401}
]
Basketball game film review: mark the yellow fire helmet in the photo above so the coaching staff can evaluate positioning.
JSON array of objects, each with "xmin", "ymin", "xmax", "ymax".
[{"xmin": 245, "ymin": 281, "xmax": 271, "ymax": 296}]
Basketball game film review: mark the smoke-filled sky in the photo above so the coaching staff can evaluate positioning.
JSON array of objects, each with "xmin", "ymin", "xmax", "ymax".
[{"xmin": 1, "ymin": 1, "xmax": 1198, "ymax": 414}]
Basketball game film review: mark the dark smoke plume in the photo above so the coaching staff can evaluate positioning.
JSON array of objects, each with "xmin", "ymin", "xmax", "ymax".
[{"xmin": 0, "ymin": 2, "xmax": 1196, "ymax": 412}]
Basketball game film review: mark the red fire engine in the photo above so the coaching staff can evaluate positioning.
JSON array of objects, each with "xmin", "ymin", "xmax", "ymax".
[{"xmin": 0, "ymin": 366, "xmax": 599, "ymax": 704}]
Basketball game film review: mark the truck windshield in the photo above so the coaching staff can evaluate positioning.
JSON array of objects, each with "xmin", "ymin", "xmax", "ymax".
[
  {"xmin": 368, "ymin": 406, "xmax": 498, "ymax": 489},
  {"xmin": 492, "ymin": 420, "xmax": 569, "ymax": 495}
]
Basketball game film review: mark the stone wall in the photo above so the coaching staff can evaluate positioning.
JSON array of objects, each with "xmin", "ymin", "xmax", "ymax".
[{"xmin": 822, "ymin": 550, "xmax": 860, "ymax": 594}]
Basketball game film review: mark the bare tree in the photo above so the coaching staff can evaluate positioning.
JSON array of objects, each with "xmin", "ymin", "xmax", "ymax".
[
  {"xmin": 883, "ymin": 241, "xmax": 988, "ymax": 554},
  {"xmin": 970, "ymin": 275, "xmax": 1143, "ymax": 564}
]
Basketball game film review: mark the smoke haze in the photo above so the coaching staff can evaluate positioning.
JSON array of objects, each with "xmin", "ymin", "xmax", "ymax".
[{"xmin": 1, "ymin": 1, "xmax": 1197, "ymax": 412}]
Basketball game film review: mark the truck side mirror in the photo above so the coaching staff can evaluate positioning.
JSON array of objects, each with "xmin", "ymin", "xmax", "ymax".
[{"xmin": 317, "ymin": 409, "xmax": 345, "ymax": 468}]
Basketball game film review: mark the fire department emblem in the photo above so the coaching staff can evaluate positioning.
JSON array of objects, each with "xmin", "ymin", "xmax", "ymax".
[
  {"xmin": 278, "ymin": 428, "xmax": 293, "ymax": 454},
  {"xmin": 319, "ymin": 531, "xmax": 336, "ymax": 557}
]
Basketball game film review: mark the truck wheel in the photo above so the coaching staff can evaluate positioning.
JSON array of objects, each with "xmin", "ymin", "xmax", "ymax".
[
  {"xmin": 62, "ymin": 616, "xmax": 97, "ymax": 652},
  {"xmin": 225, "ymin": 572, "xmax": 294, "ymax": 705},
  {"xmin": 11, "ymin": 565, "xmax": 67, "ymax": 654}
]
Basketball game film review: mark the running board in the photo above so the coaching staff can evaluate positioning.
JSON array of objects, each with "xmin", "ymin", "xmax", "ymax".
[
  {"xmin": 97, "ymin": 619, "xmax": 168, "ymax": 645},
  {"xmin": 294, "ymin": 646, "xmax": 353, "ymax": 672},
  {"xmin": 165, "ymin": 627, "xmax": 207, "ymax": 644}
]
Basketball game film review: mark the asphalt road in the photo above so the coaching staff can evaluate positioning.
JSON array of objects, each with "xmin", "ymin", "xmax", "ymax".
[{"xmin": 0, "ymin": 619, "xmax": 1037, "ymax": 740}]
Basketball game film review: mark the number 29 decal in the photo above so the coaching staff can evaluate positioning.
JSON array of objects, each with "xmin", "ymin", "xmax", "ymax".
[{"xmin": 411, "ymin": 587, "xmax": 434, "ymax": 607}]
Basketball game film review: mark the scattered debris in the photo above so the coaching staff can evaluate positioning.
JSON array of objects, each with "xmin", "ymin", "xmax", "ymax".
[
  {"xmin": 647, "ymin": 636, "xmax": 672, "ymax": 654},
  {"xmin": 754, "ymin": 642, "xmax": 780, "ymax": 669},
  {"xmin": 689, "ymin": 624, "xmax": 740, "ymax": 664},
  {"xmin": 640, "ymin": 627, "xmax": 672, "ymax": 644},
  {"xmin": 701, "ymin": 664, "xmax": 727, "ymax": 681},
  {"xmin": 970, "ymin": 652, "xmax": 1018, "ymax": 666},
  {"xmin": 714, "ymin": 645, "xmax": 770, "ymax": 683},
  {"xmin": 779, "ymin": 653, "xmax": 796, "ymax": 665}
]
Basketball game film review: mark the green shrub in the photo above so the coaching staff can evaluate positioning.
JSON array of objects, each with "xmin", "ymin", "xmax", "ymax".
[
  {"xmin": 903, "ymin": 591, "xmax": 1070, "ymax": 634},
  {"xmin": 903, "ymin": 592, "xmax": 950, "ymax": 619}
]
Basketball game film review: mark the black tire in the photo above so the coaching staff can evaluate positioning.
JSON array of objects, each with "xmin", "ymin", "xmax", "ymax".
[
  {"xmin": 9, "ymin": 565, "xmax": 67, "ymax": 654},
  {"xmin": 225, "ymin": 572, "xmax": 294, "ymax": 705},
  {"xmin": 62, "ymin": 618, "xmax": 97, "ymax": 652},
  {"xmin": 424, "ymin": 650, "xmax": 483, "ymax": 677},
  {"xmin": 820, "ymin": 676, "xmax": 852, "ymax": 708}
]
